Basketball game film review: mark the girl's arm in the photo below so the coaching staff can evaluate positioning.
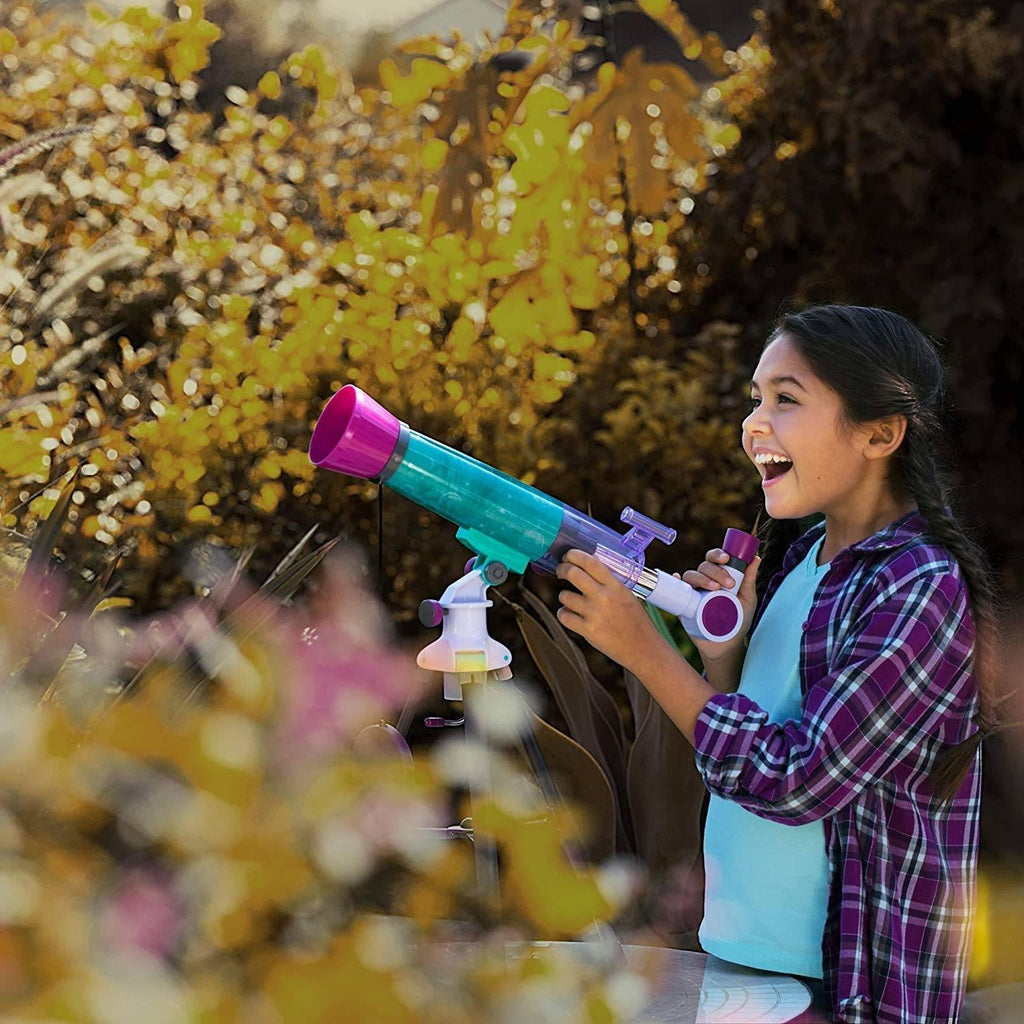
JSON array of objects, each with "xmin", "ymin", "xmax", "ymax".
[
  {"xmin": 555, "ymin": 549, "xmax": 723, "ymax": 744},
  {"xmin": 702, "ymin": 646, "xmax": 746, "ymax": 694},
  {"xmin": 558, "ymin": 549, "xmax": 978, "ymax": 825}
]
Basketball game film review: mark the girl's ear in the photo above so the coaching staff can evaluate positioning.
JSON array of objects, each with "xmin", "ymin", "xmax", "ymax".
[{"xmin": 864, "ymin": 414, "xmax": 908, "ymax": 460}]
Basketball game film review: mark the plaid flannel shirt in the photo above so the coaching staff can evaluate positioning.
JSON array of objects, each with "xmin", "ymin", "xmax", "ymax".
[{"xmin": 693, "ymin": 510, "xmax": 981, "ymax": 1024}]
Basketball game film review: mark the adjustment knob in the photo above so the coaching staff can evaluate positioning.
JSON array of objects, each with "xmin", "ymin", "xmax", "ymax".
[
  {"xmin": 723, "ymin": 528, "xmax": 760, "ymax": 567},
  {"xmin": 483, "ymin": 562, "xmax": 508, "ymax": 585},
  {"xmin": 418, "ymin": 599, "xmax": 445, "ymax": 628}
]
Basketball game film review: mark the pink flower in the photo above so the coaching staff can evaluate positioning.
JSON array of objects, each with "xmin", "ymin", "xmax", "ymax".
[
  {"xmin": 276, "ymin": 553, "xmax": 422, "ymax": 766},
  {"xmin": 103, "ymin": 868, "xmax": 181, "ymax": 961}
]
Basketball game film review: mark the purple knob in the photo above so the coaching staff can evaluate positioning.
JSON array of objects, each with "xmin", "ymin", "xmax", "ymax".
[
  {"xmin": 418, "ymin": 599, "xmax": 445, "ymax": 628},
  {"xmin": 723, "ymin": 528, "xmax": 760, "ymax": 567},
  {"xmin": 700, "ymin": 592, "xmax": 741, "ymax": 639}
]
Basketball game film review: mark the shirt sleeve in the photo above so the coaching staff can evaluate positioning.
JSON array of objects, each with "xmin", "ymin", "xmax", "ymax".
[{"xmin": 692, "ymin": 569, "xmax": 975, "ymax": 825}]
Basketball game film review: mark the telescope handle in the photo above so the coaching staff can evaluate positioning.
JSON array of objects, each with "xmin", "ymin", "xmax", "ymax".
[
  {"xmin": 640, "ymin": 528, "xmax": 759, "ymax": 643},
  {"xmin": 643, "ymin": 569, "xmax": 745, "ymax": 643}
]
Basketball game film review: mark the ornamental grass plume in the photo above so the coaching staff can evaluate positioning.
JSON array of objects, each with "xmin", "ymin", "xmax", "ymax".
[{"xmin": 0, "ymin": 124, "xmax": 92, "ymax": 184}]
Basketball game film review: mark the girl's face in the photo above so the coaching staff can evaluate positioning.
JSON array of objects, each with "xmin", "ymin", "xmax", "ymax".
[{"xmin": 742, "ymin": 333, "xmax": 874, "ymax": 521}]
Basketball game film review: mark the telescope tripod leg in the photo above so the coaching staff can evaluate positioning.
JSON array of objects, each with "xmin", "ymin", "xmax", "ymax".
[
  {"xmin": 462, "ymin": 677, "xmax": 502, "ymax": 903},
  {"xmin": 418, "ymin": 570, "xmax": 589, "ymax": 901}
]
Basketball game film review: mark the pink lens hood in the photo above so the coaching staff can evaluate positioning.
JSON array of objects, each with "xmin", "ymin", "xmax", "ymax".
[{"xmin": 309, "ymin": 385, "xmax": 401, "ymax": 480}]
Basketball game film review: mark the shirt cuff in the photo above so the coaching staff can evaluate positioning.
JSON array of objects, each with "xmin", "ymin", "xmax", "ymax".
[{"xmin": 693, "ymin": 690, "xmax": 763, "ymax": 793}]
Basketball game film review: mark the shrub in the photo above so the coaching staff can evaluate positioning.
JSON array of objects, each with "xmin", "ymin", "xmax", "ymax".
[
  {"xmin": 674, "ymin": 0, "xmax": 1024, "ymax": 591},
  {"xmin": 0, "ymin": 0, "xmax": 755, "ymax": 622}
]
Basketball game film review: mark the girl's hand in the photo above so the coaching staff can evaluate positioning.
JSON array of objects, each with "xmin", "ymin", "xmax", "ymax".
[
  {"xmin": 555, "ymin": 549, "xmax": 662, "ymax": 671},
  {"xmin": 679, "ymin": 548, "xmax": 761, "ymax": 664}
]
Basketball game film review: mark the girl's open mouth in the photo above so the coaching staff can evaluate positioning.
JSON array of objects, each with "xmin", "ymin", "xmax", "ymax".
[{"xmin": 763, "ymin": 459, "xmax": 793, "ymax": 487}]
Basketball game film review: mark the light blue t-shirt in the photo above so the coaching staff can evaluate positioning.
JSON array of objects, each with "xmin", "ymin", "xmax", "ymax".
[{"xmin": 699, "ymin": 535, "xmax": 831, "ymax": 979}]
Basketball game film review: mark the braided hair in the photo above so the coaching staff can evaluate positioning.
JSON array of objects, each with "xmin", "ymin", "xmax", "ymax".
[{"xmin": 751, "ymin": 305, "xmax": 1006, "ymax": 802}]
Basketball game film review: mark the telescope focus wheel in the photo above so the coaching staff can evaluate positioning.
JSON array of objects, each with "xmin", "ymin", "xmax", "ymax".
[{"xmin": 483, "ymin": 562, "xmax": 509, "ymax": 585}]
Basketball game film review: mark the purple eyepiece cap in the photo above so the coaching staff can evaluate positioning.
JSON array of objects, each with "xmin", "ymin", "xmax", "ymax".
[
  {"xmin": 309, "ymin": 385, "xmax": 401, "ymax": 480},
  {"xmin": 723, "ymin": 528, "xmax": 760, "ymax": 566},
  {"xmin": 700, "ymin": 592, "xmax": 741, "ymax": 639}
]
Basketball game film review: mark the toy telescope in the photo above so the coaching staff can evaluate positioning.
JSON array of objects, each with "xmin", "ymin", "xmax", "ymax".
[{"xmin": 309, "ymin": 386, "xmax": 758, "ymax": 647}]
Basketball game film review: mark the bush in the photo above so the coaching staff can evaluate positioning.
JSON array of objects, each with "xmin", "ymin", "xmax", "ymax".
[
  {"xmin": 0, "ymin": 0, "xmax": 758, "ymax": 622},
  {"xmin": 675, "ymin": 0, "xmax": 1024, "ymax": 592}
]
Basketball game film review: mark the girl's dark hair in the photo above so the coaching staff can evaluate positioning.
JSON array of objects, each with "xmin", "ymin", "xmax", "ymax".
[{"xmin": 753, "ymin": 304, "xmax": 1006, "ymax": 802}]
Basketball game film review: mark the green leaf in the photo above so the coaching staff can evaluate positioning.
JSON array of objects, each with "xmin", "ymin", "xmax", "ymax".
[
  {"xmin": 21, "ymin": 467, "xmax": 79, "ymax": 588},
  {"xmin": 521, "ymin": 709, "xmax": 617, "ymax": 864},
  {"xmin": 262, "ymin": 523, "xmax": 318, "ymax": 587},
  {"xmin": 512, "ymin": 591, "xmax": 634, "ymax": 854}
]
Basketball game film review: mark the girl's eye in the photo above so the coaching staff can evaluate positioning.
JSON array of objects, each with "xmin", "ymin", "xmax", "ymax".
[{"xmin": 748, "ymin": 394, "xmax": 795, "ymax": 409}]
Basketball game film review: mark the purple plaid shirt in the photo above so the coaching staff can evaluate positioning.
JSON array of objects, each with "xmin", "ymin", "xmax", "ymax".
[{"xmin": 693, "ymin": 510, "xmax": 981, "ymax": 1024}]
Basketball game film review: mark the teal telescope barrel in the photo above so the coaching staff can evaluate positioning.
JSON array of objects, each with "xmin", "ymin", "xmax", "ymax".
[
  {"xmin": 388, "ymin": 431, "xmax": 564, "ymax": 572},
  {"xmin": 309, "ymin": 385, "xmax": 758, "ymax": 642}
]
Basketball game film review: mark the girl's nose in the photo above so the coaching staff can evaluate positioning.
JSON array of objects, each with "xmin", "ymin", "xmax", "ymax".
[{"xmin": 742, "ymin": 407, "xmax": 766, "ymax": 434}]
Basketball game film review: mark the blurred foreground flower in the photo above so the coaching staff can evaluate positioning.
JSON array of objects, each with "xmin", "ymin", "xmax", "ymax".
[
  {"xmin": 0, "ymin": 548, "xmax": 641, "ymax": 1021},
  {"xmin": 279, "ymin": 551, "xmax": 419, "ymax": 768}
]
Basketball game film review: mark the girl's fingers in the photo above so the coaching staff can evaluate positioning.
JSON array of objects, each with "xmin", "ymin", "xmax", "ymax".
[
  {"xmin": 557, "ymin": 589, "xmax": 586, "ymax": 612},
  {"xmin": 682, "ymin": 549, "xmax": 744, "ymax": 591},
  {"xmin": 698, "ymin": 555, "xmax": 736, "ymax": 588},
  {"xmin": 684, "ymin": 566, "xmax": 732, "ymax": 590},
  {"xmin": 555, "ymin": 605, "xmax": 584, "ymax": 634},
  {"xmin": 682, "ymin": 570, "xmax": 720, "ymax": 590},
  {"xmin": 740, "ymin": 555, "xmax": 761, "ymax": 596},
  {"xmin": 561, "ymin": 548, "xmax": 616, "ymax": 585},
  {"xmin": 555, "ymin": 562, "xmax": 595, "ymax": 592}
]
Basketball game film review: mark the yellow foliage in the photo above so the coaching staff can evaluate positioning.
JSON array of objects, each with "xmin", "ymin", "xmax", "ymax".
[
  {"xmin": 0, "ymin": 0, "xmax": 749, "ymax": 618},
  {"xmin": 503, "ymin": 85, "xmax": 571, "ymax": 187},
  {"xmin": 257, "ymin": 70, "xmax": 281, "ymax": 100},
  {"xmin": 475, "ymin": 800, "xmax": 612, "ymax": 937},
  {"xmin": 379, "ymin": 56, "xmax": 454, "ymax": 110},
  {"xmin": 263, "ymin": 928, "xmax": 418, "ymax": 1023},
  {"xmin": 639, "ymin": 0, "xmax": 673, "ymax": 16},
  {"xmin": 0, "ymin": 425, "xmax": 48, "ymax": 478},
  {"xmin": 579, "ymin": 49, "xmax": 704, "ymax": 215},
  {"xmin": 0, "ymin": 556, "xmax": 649, "ymax": 1014}
]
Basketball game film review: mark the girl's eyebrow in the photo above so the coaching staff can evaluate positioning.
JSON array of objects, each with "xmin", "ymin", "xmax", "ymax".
[{"xmin": 750, "ymin": 375, "xmax": 807, "ymax": 392}]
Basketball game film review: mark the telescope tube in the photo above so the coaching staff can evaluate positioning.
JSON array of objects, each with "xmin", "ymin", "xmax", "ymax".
[{"xmin": 309, "ymin": 386, "xmax": 757, "ymax": 642}]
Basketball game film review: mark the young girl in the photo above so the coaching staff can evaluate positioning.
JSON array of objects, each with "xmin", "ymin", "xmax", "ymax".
[{"xmin": 555, "ymin": 305, "xmax": 1002, "ymax": 1023}]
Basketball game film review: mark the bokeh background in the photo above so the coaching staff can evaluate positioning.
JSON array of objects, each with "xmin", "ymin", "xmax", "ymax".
[{"xmin": 1, "ymin": 0, "xmax": 1022, "ymax": 1017}]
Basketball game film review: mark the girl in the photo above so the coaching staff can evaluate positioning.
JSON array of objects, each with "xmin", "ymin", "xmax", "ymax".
[{"xmin": 555, "ymin": 305, "xmax": 1002, "ymax": 1023}]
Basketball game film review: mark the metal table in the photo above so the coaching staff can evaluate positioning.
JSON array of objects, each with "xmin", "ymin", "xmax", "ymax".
[
  {"xmin": 624, "ymin": 947, "xmax": 812, "ymax": 1023},
  {"xmin": 511, "ymin": 943, "xmax": 813, "ymax": 1023}
]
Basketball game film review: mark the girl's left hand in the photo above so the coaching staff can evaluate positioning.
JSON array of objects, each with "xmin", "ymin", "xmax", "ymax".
[{"xmin": 555, "ymin": 549, "xmax": 663, "ymax": 670}]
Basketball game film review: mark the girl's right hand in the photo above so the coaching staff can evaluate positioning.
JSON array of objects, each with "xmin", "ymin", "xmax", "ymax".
[{"xmin": 679, "ymin": 549, "xmax": 761, "ymax": 663}]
